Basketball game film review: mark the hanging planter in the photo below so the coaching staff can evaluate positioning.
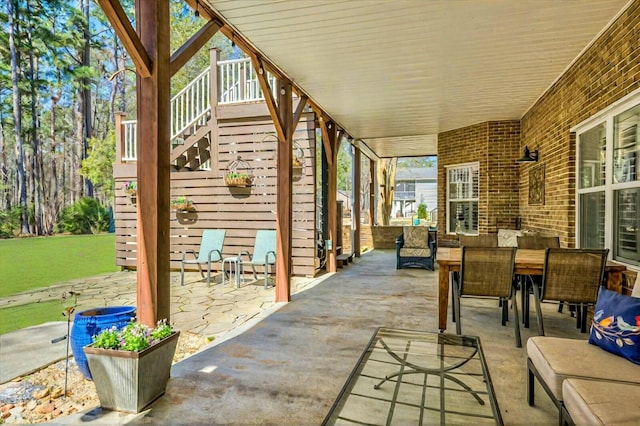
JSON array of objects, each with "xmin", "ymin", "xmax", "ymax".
[
  {"xmin": 224, "ymin": 155, "xmax": 253, "ymax": 187},
  {"xmin": 122, "ymin": 181, "xmax": 137, "ymax": 205},
  {"xmin": 170, "ymin": 196, "xmax": 195, "ymax": 212},
  {"xmin": 293, "ymin": 141, "xmax": 304, "ymax": 170}
]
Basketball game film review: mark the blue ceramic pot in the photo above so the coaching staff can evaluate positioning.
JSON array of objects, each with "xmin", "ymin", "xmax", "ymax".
[{"xmin": 70, "ymin": 306, "xmax": 136, "ymax": 380}]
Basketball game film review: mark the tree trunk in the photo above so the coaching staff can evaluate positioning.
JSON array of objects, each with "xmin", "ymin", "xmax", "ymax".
[
  {"xmin": 25, "ymin": 0, "xmax": 44, "ymax": 234},
  {"xmin": 0, "ymin": 116, "xmax": 10, "ymax": 210},
  {"xmin": 47, "ymin": 92, "xmax": 61, "ymax": 233},
  {"xmin": 377, "ymin": 158, "xmax": 397, "ymax": 226},
  {"xmin": 7, "ymin": 0, "xmax": 30, "ymax": 235},
  {"xmin": 81, "ymin": 0, "xmax": 94, "ymax": 198}
]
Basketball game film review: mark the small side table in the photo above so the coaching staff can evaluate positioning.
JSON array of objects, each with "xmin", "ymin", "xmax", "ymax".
[{"xmin": 222, "ymin": 256, "xmax": 244, "ymax": 288}]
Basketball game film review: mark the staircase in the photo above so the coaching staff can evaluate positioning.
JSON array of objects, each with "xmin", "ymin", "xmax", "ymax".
[{"xmin": 120, "ymin": 58, "xmax": 276, "ymax": 171}]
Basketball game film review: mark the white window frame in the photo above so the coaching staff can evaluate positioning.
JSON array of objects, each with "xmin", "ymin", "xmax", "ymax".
[
  {"xmin": 574, "ymin": 88, "xmax": 640, "ymax": 266},
  {"xmin": 445, "ymin": 162, "xmax": 479, "ymax": 235}
]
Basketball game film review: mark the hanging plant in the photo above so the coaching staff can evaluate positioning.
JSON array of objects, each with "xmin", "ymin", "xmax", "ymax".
[
  {"xmin": 293, "ymin": 141, "xmax": 304, "ymax": 169},
  {"xmin": 225, "ymin": 156, "xmax": 253, "ymax": 187},
  {"xmin": 224, "ymin": 172, "xmax": 253, "ymax": 186},
  {"xmin": 122, "ymin": 181, "xmax": 137, "ymax": 196},
  {"xmin": 170, "ymin": 196, "xmax": 195, "ymax": 212}
]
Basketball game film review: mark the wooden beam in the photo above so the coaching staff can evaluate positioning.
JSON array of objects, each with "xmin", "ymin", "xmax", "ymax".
[
  {"xmin": 170, "ymin": 19, "xmax": 222, "ymax": 77},
  {"xmin": 336, "ymin": 129, "xmax": 345, "ymax": 159},
  {"xmin": 96, "ymin": 0, "xmax": 152, "ymax": 78},
  {"xmin": 292, "ymin": 95, "xmax": 308, "ymax": 131},
  {"xmin": 134, "ymin": 0, "xmax": 171, "ymax": 327},
  {"xmin": 250, "ymin": 54, "xmax": 285, "ymax": 142},
  {"xmin": 275, "ymin": 79, "xmax": 293, "ymax": 302},
  {"xmin": 317, "ymin": 115, "xmax": 333, "ymax": 166}
]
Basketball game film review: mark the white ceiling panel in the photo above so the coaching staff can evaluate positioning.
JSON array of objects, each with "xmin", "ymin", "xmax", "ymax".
[{"xmin": 207, "ymin": 0, "xmax": 631, "ymax": 158}]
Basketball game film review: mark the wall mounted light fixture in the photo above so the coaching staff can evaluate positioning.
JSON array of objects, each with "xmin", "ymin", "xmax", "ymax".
[{"xmin": 516, "ymin": 146, "xmax": 538, "ymax": 162}]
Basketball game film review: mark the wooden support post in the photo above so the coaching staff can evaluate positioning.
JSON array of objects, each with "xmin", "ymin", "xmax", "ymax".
[
  {"xmin": 275, "ymin": 79, "xmax": 293, "ymax": 302},
  {"xmin": 353, "ymin": 146, "xmax": 361, "ymax": 257},
  {"xmin": 321, "ymin": 135, "xmax": 329, "ymax": 267},
  {"xmin": 369, "ymin": 159, "xmax": 376, "ymax": 226},
  {"xmin": 115, "ymin": 112, "xmax": 126, "ymax": 163},
  {"xmin": 209, "ymin": 49, "xmax": 220, "ymax": 109},
  {"xmin": 320, "ymin": 120, "xmax": 339, "ymax": 273},
  {"xmin": 135, "ymin": 0, "xmax": 171, "ymax": 327}
]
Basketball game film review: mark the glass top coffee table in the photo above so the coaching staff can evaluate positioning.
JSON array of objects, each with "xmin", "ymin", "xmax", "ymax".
[{"xmin": 323, "ymin": 328, "xmax": 502, "ymax": 425}]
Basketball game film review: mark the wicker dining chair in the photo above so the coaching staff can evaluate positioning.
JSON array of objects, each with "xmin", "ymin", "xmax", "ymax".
[
  {"xmin": 531, "ymin": 248, "xmax": 608, "ymax": 335},
  {"xmin": 516, "ymin": 236, "xmax": 560, "ymax": 328},
  {"xmin": 453, "ymin": 246, "xmax": 521, "ymax": 347},
  {"xmin": 453, "ymin": 234, "xmax": 499, "ymax": 322},
  {"xmin": 458, "ymin": 234, "xmax": 498, "ymax": 248}
]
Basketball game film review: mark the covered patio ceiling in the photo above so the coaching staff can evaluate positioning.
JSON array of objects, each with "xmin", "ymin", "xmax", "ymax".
[{"xmin": 203, "ymin": 0, "xmax": 630, "ymax": 158}]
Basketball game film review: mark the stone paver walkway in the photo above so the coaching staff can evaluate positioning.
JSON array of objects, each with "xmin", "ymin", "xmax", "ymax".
[
  {"xmin": 1, "ymin": 270, "xmax": 320, "ymax": 339},
  {"xmin": 0, "ymin": 269, "xmax": 324, "ymax": 383}
]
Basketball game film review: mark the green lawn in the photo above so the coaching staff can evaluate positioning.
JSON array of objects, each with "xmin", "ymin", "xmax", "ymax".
[
  {"xmin": 0, "ymin": 234, "xmax": 118, "ymax": 335},
  {"xmin": 0, "ymin": 234, "xmax": 118, "ymax": 297},
  {"xmin": 0, "ymin": 300, "xmax": 69, "ymax": 335}
]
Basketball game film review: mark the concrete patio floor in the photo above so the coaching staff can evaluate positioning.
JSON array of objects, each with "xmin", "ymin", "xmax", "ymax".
[{"xmin": 54, "ymin": 249, "xmax": 585, "ymax": 425}]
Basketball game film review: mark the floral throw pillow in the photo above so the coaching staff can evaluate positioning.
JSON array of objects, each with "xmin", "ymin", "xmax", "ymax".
[
  {"xmin": 403, "ymin": 226, "xmax": 428, "ymax": 248},
  {"xmin": 588, "ymin": 287, "xmax": 640, "ymax": 364}
]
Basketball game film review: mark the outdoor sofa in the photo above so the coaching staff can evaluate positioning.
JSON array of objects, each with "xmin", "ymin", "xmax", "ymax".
[{"xmin": 527, "ymin": 281, "xmax": 640, "ymax": 425}]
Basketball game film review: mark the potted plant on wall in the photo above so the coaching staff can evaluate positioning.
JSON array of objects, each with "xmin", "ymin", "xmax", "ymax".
[
  {"xmin": 122, "ymin": 181, "xmax": 137, "ymax": 205},
  {"xmin": 224, "ymin": 171, "xmax": 253, "ymax": 187},
  {"xmin": 170, "ymin": 196, "xmax": 195, "ymax": 212},
  {"xmin": 224, "ymin": 155, "xmax": 253, "ymax": 187},
  {"xmin": 83, "ymin": 319, "xmax": 180, "ymax": 413}
]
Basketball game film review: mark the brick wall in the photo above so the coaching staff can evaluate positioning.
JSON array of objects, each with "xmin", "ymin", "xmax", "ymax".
[
  {"xmin": 437, "ymin": 121, "xmax": 520, "ymax": 246},
  {"xmin": 519, "ymin": 2, "xmax": 640, "ymax": 247}
]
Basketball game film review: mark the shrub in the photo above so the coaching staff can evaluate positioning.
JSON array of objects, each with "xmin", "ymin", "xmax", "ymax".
[
  {"xmin": 0, "ymin": 207, "xmax": 22, "ymax": 238},
  {"xmin": 56, "ymin": 197, "xmax": 110, "ymax": 234},
  {"xmin": 417, "ymin": 203, "xmax": 428, "ymax": 220}
]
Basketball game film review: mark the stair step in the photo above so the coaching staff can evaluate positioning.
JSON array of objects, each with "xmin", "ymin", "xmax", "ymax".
[{"xmin": 336, "ymin": 253, "xmax": 351, "ymax": 267}]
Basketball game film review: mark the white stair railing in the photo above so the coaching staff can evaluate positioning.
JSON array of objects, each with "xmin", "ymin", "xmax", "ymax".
[
  {"xmin": 122, "ymin": 120, "xmax": 137, "ymax": 162},
  {"xmin": 122, "ymin": 58, "xmax": 277, "ymax": 162},
  {"xmin": 218, "ymin": 58, "xmax": 277, "ymax": 104},
  {"xmin": 171, "ymin": 68, "xmax": 211, "ymax": 139}
]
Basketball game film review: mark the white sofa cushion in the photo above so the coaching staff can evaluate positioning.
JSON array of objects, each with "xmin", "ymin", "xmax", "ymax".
[
  {"xmin": 563, "ymin": 378, "xmax": 640, "ymax": 425},
  {"xmin": 632, "ymin": 273, "xmax": 640, "ymax": 298},
  {"xmin": 527, "ymin": 336, "xmax": 640, "ymax": 400}
]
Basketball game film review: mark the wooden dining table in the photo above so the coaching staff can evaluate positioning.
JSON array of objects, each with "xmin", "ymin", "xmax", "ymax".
[{"xmin": 436, "ymin": 247, "xmax": 627, "ymax": 332}]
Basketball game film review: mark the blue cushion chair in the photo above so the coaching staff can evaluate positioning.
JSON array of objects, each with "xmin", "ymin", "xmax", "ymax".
[
  {"xmin": 239, "ymin": 230, "xmax": 277, "ymax": 289},
  {"xmin": 395, "ymin": 227, "xmax": 437, "ymax": 270},
  {"xmin": 180, "ymin": 229, "xmax": 226, "ymax": 286}
]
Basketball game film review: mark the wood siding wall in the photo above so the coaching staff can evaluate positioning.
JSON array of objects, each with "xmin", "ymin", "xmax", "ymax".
[{"xmin": 114, "ymin": 107, "xmax": 318, "ymax": 277}]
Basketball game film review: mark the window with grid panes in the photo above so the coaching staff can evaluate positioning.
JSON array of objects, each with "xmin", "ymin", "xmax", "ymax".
[
  {"xmin": 576, "ymin": 96, "xmax": 640, "ymax": 266},
  {"xmin": 446, "ymin": 162, "xmax": 479, "ymax": 235}
]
